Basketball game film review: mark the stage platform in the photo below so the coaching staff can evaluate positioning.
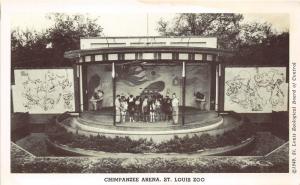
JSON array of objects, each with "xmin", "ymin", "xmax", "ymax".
[
  {"xmin": 79, "ymin": 107, "xmax": 220, "ymax": 124},
  {"xmin": 57, "ymin": 107, "xmax": 243, "ymax": 143}
]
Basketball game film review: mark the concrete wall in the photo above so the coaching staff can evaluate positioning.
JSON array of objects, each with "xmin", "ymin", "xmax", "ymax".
[
  {"xmin": 11, "ymin": 113, "xmax": 30, "ymax": 142},
  {"xmin": 80, "ymin": 37, "xmax": 217, "ymax": 49},
  {"xmin": 12, "ymin": 113, "xmax": 57, "ymax": 141}
]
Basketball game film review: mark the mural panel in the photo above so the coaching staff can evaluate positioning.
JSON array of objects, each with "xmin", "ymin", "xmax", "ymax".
[
  {"xmin": 115, "ymin": 65, "xmax": 182, "ymax": 103},
  {"xmin": 224, "ymin": 67, "xmax": 288, "ymax": 113},
  {"xmin": 13, "ymin": 69, "xmax": 75, "ymax": 113},
  {"xmin": 185, "ymin": 64, "xmax": 211, "ymax": 110},
  {"xmin": 86, "ymin": 64, "xmax": 211, "ymax": 109},
  {"xmin": 86, "ymin": 64, "xmax": 113, "ymax": 109}
]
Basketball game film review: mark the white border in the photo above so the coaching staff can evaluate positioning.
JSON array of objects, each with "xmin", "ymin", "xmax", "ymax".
[{"xmin": 1, "ymin": 1, "xmax": 300, "ymax": 185}]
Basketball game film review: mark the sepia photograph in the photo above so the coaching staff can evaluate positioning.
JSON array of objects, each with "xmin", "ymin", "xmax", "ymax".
[{"xmin": 8, "ymin": 12, "xmax": 290, "ymax": 174}]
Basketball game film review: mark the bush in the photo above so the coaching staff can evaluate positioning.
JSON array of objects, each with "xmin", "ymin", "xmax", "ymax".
[{"xmin": 46, "ymin": 122, "xmax": 257, "ymax": 153}]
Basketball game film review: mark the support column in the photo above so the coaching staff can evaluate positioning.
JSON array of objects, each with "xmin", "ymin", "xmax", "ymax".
[
  {"xmin": 73, "ymin": 64, "xmax": 80, "ymax": 113},
  {"xmin": 215, "ymin": 63, "xmax": 220, "ymax": 111},
  {"xmin": 82, "ymin": 64, "xmax": 88, "ymax": 111},
  {"xmin": 182, "ymin": 61, "xmax": 186, "ymax": 125},
  {"xmin": 112, "ymin": 62, "xmax": 116, "ymax": 126},
  {"xmin": 79, "ymin": 65, "xmax": 84, "ymax": 113}
]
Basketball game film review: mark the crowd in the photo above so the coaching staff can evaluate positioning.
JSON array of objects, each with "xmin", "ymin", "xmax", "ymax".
[{"xmin": 115, "ymin": 93, "xmax": 180, "ymax": 124}]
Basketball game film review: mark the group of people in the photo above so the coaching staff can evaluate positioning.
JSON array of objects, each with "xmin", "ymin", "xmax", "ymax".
[{"xmin": 115, "ymin": 93, "xmax": 180, "ymax": 124}]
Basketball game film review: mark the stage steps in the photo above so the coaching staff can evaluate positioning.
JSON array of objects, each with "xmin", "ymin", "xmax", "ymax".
[
  {"xmin": 71, "ymin": 116, "xmax": 223, "ymax": 131},
  {"xmin": 58, "ymin": 112, "xmax": 242, "ymax": 143},
  {"xmin": 78, "ymin": 108, "xmax": 220, "ymax": 126}
]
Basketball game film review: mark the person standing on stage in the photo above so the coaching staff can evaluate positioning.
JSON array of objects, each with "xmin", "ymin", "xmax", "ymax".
[
  {"xmin": 127, "ymin": 95, "xmax": 135, "ymax": 122},
  {"xmin": 149, "ymin": 100, "xmax": 156, "ymax": 123},
  {"xmin": 165, "ymin": 96, "xmax": 172, "ymax": 121},
  {"xmin": 115, "ymin": 95, "xmax": 121, "ymax": 123},
  {"xmin": 155, "ymin": 96, "xmax": 162, "ymax": 121},
  {"xmin": 142, "ymin": 96, "xmax": 149, "ymax": 122},
  {"xmin": 121, "ymin": 96, "xmax": 128, "ymax": 123},
  {"xmin": 134, "ymin": 96, "xmax": 141, "ymax": 122},
  {"xmin": 171, "ymin": 93, "xmax": 179, "ymax": 124}
]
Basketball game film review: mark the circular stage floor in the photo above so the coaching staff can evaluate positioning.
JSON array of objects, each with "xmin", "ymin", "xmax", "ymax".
[{"xmin": 79, "ymin": 107, "xmax": 220, "ymax": 125}]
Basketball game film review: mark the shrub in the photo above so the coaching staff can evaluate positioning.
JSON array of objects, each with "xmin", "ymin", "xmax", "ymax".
[{"xmin": 46, "ymin": 122, "xmax": 256, "ymax": 153}]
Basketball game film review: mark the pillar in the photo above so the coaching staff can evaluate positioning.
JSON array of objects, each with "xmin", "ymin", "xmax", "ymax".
[
  {"xmin": 182, "ymin": 61, "xmax": 186, "ymax": 125},
  {"xmin": 112, "ymin": 62, "xmax": 116, "ymax": 126}
]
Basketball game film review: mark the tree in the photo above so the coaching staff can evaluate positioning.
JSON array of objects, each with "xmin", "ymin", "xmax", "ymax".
[
  {"xmin": 11, "ymin": 29, "xmax": 49, "ymax": 67},
  {"xmin": 157, "ymin": 13, "xmax": 244, "ymax": 49},
  {"xmin": 228, "ymin": 32, "xmax": 289, "ymax": 65},
  {"xmin": 11, "ymin": 13, "xmax": 103, "ymax": 67},
  {"xmin": 157, "ymin": 13, "xmax": 278, "ymax": 49},
  {"xmin": 157, "ymin": 13, "xmax": 288, "ymax": 66},
  {"xmin": 238, "ymin": 21, "xmax": 274, "ymax": 47},
  {"xmin": 46, "ymin": 13, "xmax": 103, "ymax": 54}
]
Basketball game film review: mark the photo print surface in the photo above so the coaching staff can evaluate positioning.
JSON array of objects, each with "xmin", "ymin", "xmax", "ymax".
[
  {"xmin": 224, "ymin": 67, "xmax": 288, "ymax": 113},
  {"xmin": 13, "ymin": 69, "xmax": 75, "ymax": 113}
]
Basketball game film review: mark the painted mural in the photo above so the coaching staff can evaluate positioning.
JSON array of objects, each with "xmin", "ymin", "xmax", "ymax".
[
  {"xmin": 116, "ymin": 65, "xmax": 182, "ymax": 102},
  {"xmin": 86, "ymin": 64, "xmax": 211, "ymax": 109},
  {"xmin": 185, "ymin": 65, "xmax": 211, "ymax": 110},
  {"xmin": 86, "ymin": 64, "xmax": 113, "ymax": 109},
  {"xmin": 13, "ymin": 69, "xmax": 75, "ymax": 113},
  {"xmin": 224, "ymin": 67, "xmax": 288, "ymax": 113}
]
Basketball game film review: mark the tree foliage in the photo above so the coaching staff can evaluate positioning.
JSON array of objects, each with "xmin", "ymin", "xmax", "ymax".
[
  {"xmin": 11, "ymin": 13, "xmax": 103, "ymax": 67},
  {"xmin": 228, "ymin": 31, "xmax": 289, "ymax": 65},
  {"xmin": 46, "ymin": 13, "xmax": 103, "ymax": 52},
  {"xmin": 157, "ymin": 13, "xmax": 288, "ymax": 65},
  {"xmin": 157, "ymin": 13, "xmax": 278, "ymax": 49},
  {"xmin": 158, "ymin": 13, "xmax": 244, "ymax": 49}
]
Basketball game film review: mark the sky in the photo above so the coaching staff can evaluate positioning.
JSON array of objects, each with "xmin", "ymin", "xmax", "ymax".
[{"xmin": 11, "ymin": 13, "xmax": 289, "ymax": 36}]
